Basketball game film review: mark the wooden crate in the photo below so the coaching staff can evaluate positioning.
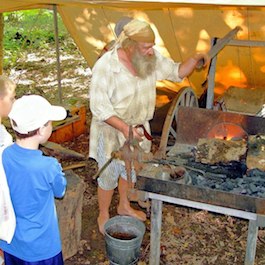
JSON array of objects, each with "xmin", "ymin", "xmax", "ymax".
[{"xmin": 49, "ymin": 105, "xmax": 87, "ymax": 144}]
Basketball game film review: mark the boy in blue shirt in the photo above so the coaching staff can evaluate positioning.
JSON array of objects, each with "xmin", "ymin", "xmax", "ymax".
[{"xmin": 0, "ymin": 95, "xmax": 67, "ymax": 265}]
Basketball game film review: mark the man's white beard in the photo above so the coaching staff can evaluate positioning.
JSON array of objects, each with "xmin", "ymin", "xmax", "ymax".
[{"xmin": 132, "ymin": 50, "xmax": 156, "ymax": 79}]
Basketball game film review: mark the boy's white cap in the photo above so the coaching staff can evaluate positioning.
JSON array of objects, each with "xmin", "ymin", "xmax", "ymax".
[{"xmin": 9, "ymin": 94, "xmax": 67, "ymax": 134}]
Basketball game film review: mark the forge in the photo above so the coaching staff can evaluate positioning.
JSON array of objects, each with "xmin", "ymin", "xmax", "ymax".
[{"xmin": 136, "ymin": 106, "xmax": 265, "ymax": 265}]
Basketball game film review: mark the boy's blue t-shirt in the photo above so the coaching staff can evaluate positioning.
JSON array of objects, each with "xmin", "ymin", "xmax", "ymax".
[{"xmin": 0, "ymin": 143, "xmax": 67, "ymax": 262}]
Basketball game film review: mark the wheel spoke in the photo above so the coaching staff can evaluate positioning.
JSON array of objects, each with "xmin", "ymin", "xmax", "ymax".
[
  {"xmin": 169, "ymin": 126, "xmax": 177, "ymax": 139},
  {"xmin": 185, "ymin": 92, "xmax": 191, "ymax": 105},
  {"xmin": 180, "ymin": 97, "xmax": 185, "ymax": 106},
  {"xmin": 190, "ymin": 95, "xmax": 195, "ymax": 106}
]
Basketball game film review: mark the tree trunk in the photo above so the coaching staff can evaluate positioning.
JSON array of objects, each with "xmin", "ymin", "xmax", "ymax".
[{"xmin": 0, "ymin": 13, "xmax": 3, "ymax": 75}]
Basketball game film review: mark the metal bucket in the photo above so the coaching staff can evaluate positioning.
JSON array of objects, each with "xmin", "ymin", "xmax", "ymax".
[{"xmin": 104, "ymin": 215, "xmax": 146, "ymax": 265}]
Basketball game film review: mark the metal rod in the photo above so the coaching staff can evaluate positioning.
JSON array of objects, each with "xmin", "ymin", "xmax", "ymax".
[
  {"xmin": 245, "ymin": 220, "xmax": 258, "ymax": 265},
  {"xmin": 147, "ymin": 192, "xmax": 258, "ymax": 220},
  {"xmin": 228, "ymin": 39, "xmax": 265, "ymax": 47},
  {"xmin": 206, "ymin": 37, "xmax": 218, "ymax": 109},
  {"xmin": 149, "ymin": 199, "xmax": 162, "ymax": 265},
  {"xmin": 92, "ymin": 156, "xmax": 114, "ymax": 180},
  {"xmin": 206, "ymin": 55, "xmax": 217, "ymax": 109},
  {"xmin": 53, "ymin": 5, "xmax": 62, "ymax": 104}
]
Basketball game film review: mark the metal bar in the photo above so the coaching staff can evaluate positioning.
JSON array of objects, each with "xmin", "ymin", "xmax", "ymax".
[
  {"xmin": 197, "ymin": 27, "xmax": 241, "ymax": 69},
  {"xmin": 147, "ymin": 192, "xmax": 258, "ymax": 220},
  {"xmin": 205, "ymin": 37, "xmax": 218, "ymax": 109},
  {"xmin": 257, "ymin": 215, "xmax": 265, "ymax": 227},
  {"xmin": 53, "ymin": 5, "xmax": 62, "ymax": 104},
  {"xmin": 149, "ymin": 199, "xmax": 162, "ymax": 265},
  {"xmin": 228, "ymin": 39, "xmax": 265, "ymax": 47},
  {"xmin": 204, "ymin": 37, "xmax": 217, "ymax": 109},
  {"xmin": 92, "ymin": 156, "xmax": 114, "ymax": 180},
  {"xmin": 244, "ymin": 220, "xmax": 258, "ymax": 265},
  {"xmin": 206, "ymin": 55, "xmax": 217, "ymax": 109},
  {"xmin": 208, "ymin": 27, "xmax": 241, "ymax": 59}
]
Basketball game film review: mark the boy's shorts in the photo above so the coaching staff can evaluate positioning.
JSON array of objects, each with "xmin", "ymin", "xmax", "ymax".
[{"xmin": 4, "ymin": 251, "xmax": 64, "ymax": 265}]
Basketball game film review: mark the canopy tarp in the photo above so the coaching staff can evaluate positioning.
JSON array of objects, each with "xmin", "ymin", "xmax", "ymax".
[{"xmin": 1, "ymin": 0, "xmax": 265, "ymax": 99}]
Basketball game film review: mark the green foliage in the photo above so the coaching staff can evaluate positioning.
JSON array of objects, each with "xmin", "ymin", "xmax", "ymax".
[{"xmin": 3, "ymin": 9, "xmax": 71, "ymax": 69}]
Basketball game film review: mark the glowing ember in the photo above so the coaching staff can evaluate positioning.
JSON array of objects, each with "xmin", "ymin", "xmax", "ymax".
[{"xmin": 207, "ymin": 122, "xmax": 248, "ymax": 141}]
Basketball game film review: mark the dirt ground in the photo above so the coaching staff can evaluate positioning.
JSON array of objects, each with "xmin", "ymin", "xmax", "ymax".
[{"xmin": 8, "ymin": 46, "xmax": 265, "ymax": 265}]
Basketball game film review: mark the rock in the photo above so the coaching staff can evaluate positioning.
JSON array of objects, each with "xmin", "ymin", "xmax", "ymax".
[
  {"xmin": 246, "ymin": 135, "xmax": 265, "ymax": 171},
  {"xmin": 195, "ymin": 138, "xmax": 247, "ymax": 164}
]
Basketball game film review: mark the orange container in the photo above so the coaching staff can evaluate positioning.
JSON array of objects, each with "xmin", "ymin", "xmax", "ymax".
[{"xmin": 48, "ymin": 105, "xmax": 87, "ymax": 144}]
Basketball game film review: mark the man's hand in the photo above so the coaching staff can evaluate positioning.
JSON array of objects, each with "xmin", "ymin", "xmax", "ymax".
[
  {"xmin": 123, "ymin": 126, "xmax": 144, "ymax": 141},
  {"xmin": 105, "ymin": 116, "xmax": 144, "ymax": 141},
  {"xmin": 193, "ymin": 53, "xmax": 210, "ymax": 69}
]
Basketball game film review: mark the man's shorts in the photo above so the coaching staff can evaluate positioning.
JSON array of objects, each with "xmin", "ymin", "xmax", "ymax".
[
  {"xmin": 4, "ymin": 251, "xmax": 64, "ymax": 265},
  {"xmin": 97, "ymin": 133, "xmax": 136, "ymax": 190}
]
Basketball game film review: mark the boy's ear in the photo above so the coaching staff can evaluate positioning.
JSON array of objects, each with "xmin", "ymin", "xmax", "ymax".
[{"xmin": 38, "ymin": 126, "xmax": 46, "ymax": 136}]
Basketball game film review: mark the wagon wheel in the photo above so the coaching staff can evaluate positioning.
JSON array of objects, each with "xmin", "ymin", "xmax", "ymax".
[{"xmin": 154, "ymin": 86, "xmax": 198, "ymax": 159}]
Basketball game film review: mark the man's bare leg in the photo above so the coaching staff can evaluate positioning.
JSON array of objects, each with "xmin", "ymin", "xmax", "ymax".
[
  {"xmin": 97, "ymin": 187, "xmax": 114, "ymax": 235},
  {"xmin": 117, "ymin": 177, "xmax": 146, "ymax": 221}
]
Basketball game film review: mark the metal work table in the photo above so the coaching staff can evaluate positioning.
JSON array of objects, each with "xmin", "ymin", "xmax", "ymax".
[
  {"xmin": 137, "ymin": 165, "xmax": 265, "ymax": 265},
  {"xmin": 136, "ymin": 106, "xmax": 265, "ymax": 265}
]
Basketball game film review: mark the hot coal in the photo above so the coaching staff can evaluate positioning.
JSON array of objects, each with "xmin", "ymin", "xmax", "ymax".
[
  {"xmin": 152, "ymin": 153, "xmax": 265, "ymax": 198},
  {"xmin": 164, "ymin": 153, "xmax": 247, "ymax": 179},
  {"xmin": 189, "ymin": 168, "xmax": 265, "ymax": 198},
  {"xmin": 187, "ymin": 160, "xmax": 247, "ymax": 179}
]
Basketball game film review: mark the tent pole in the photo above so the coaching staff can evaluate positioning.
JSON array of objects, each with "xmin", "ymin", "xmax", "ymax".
[
  {"xmin": 53, "ymin": 5, "xmax": 62, "ymax": 104},
  {"xmin": 0, "ymin": 13, "xmax": 4, "ymax": 75}
]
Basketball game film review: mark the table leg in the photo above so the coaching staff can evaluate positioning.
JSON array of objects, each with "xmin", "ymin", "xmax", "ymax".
[
  {"xmin": 149, "ymin": 199, "xmax": 163, "ymax": 265},
  {"xmin": 244, "ymin": 219, "xmax": 258, "ymax": 265}
]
